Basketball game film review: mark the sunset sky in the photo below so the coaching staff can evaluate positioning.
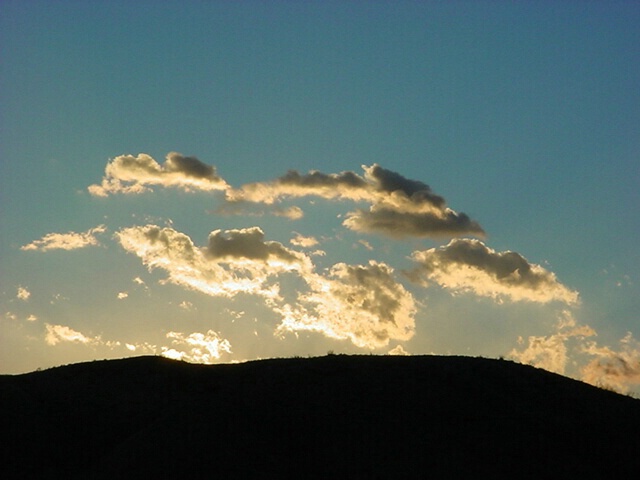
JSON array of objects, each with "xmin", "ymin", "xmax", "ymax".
[{"xmin": 1, "ymin": 1, "xmax": 639, "ymax": 393}]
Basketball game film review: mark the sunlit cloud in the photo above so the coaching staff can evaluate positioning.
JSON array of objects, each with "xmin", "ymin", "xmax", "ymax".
[
  {"xmin": 16, "ymin": 286, "xmax": 31, "ymax": 301},
  {"xmin": 388, "ymin": 345, "xmax": 410, "ymax": 356},
  {"xmin": 344, "ymin": 205, "xmax": 483, "ymax": 239},
  {"xmin": 178, "ymin": 300, "xmax": 194, "ymax": 310},
  {"xmin": 510, "ymin": 311, "xmax": 596, "ymax": 374},
  {"xmin": 27, "ymin": 314, "xmax": 38, "ymax": 322},
  {"xmin": 214, "ymin": 202, "xmax": 304, "ymax": 220},
  {"xmin": 290, "ymin": 233, "xmax": 319, "ymax": 248},
  {"xmin": 21, "ymin": 225, "xmax": 107, "ymax": 251},
  {"xmin": 276, "ymin": 261, "xmax": 416, "ymax": 349},
  {"xmin": 88, "ymin": 152, "xmax": 229, "ymax": 196},
  {"xmin": 409, "ymin": 239, "xmax": 579, "ymax": 305},
  {"xmin": 581, "ymin": 333, "xmax": 640, "ymax": 393},
  {"xmin": 227, "ymin": 164, "xmax": 484, "ymax": 239},
  {"xmin": 45, "ymin": 323, "xmax": 94, "ymax": 346},
  {"xmin": 116, "ymin": 224, "xmax": 312, "ymax": 299},
  {"xmin": 117, "ymin": 292, "xmax": 128, "ymax": 300},
  {"xmin": 161, "ymin": 330, "xmax": 231, "ymax": 363}
]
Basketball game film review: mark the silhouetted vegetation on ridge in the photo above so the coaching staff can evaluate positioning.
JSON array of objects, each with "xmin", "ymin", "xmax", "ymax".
[{"xmin": 2, "ymin": 354, "xmax": 639, "ymax": 479}]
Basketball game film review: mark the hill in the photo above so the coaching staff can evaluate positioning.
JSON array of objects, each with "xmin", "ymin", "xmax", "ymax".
[{"xmin": 1, "ymin": 354, "xmax": 639, "ymax": 478}]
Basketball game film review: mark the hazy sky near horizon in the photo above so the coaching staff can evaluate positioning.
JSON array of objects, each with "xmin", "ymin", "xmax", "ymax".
[{"xmin": 1, "ymin": 1, "xmax": 639, "ymax": 392}]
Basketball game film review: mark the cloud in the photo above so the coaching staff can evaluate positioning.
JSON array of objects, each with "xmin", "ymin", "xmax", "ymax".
[
  {"xmin": 409, "ymin": 239, "xmax": 579, "ymax": 305},
  {"xmin": 388, "ymin": 344, "xmax": 410, "ymax": 356},
  {"xmin": 581, "ymin": 333, "xmax": 640, "ymax": 393},
  {"xmin": 116, "ymin": 224, "xmax": 311, "ymax": 299},
  {"xmin": 509, "ymin": 310, "xmax": 596, "ymax": 374},
  {"xmin": 344, "ymin": 206, "xmax": 484, "ymax": 238},
  {"xmin": 214, "ymin": 202, "xmax": 304, "ymax": 220},
  {"xmin": 17, "ymin": 286, "xmax": 31, "ymax": 301},
  {"xmin": 117, "ymin": 292, "xmax": 128, "ymax": 300},
  {"xmin": 21, "ymin": 225, "xmax": 107, "ymax": 251},
  {"xmin": 45, "ymin": 323, "xmax": 94, "ymax": 346},
  {"xmin": 178, "ymin": 300, "xmax": 194, "ymax": 310},
  {"xmin": 276, "ymin": 260, "xmax": 416, "ymax": 349},
  {"xmin": 227, "ymin": 168, "xmax": 371, "ymax": 204},
  {"xmin": 88, "ymin": 152, "xmax": 229, "ymax": 196},
  {"xmin": 290, "ymin": 233, "xmax": 319, "ymax": 248},
  {"xmin": 228, "ymin": 164, "xmax": 484, "ymax": 239},
  {"xmin": 162, "ymin": 330, "xmax": 231, "ymax": 363}
]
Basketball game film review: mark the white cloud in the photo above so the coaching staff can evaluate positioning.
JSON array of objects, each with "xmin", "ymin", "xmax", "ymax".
[
  {"xmin": 116, "ymin": 224, "xmax": 312, "ymax": 299},
  {"xmin": 45, "ymin": 323, "xmax": 95, "ymax": 346},
  {"xmin": 276, "ymin": 261, "xmax": 416, "ymax": 349},
  {"xmin": 290, "ymin": 233, "xmax": 319, "ymax": 248},
  {"xmin": 17, "ymin": 286, "xmax": 31, "ymax": 301},
  {"xmin": 21, "ymin": 225, "xmax": 107, "ymax": 251},
  {"xmin": 88, "ymin": 152, "xmax": 229, "ymax": 196},
  {"xmin": 27, "ymin": 314, "xmax": 38, "ymax": 322},
  {"xmin": 162, "ymin": 330, "xmax": 232, "ymax": 363},
  {"xmin": 410, "ymin": 239, "xmax": 579, "ymax": 305},
  {"xmin": 117, "ymin": 292, "xmax": 129, "ymax": 300},
  {"xmin": 178, "ymin": 300, "xmax": 194, "ymax": 310},
  {"xmin": 388, "ymin": 345, "xmax": 410, "ymax": 356}
]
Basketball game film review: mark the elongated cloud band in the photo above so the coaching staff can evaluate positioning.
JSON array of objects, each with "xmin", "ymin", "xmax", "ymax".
[
  {"xmin": 228, "ymin": 164, "xmax": 484, "ymax": 239},
  {"xmin": 409, "ymin": 239, "xmax": 579, "ymax": 304},
  {"xmin": 88, "ymin": 152, "xmax": 228, "ymax": 196},
  {"xmin": 21, "ymin": 225, "xmax": 107, "ymax": 251}
]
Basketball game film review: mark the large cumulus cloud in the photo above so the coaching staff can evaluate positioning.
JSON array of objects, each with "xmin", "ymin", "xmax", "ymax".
[
  {"xmin": 88, "ymin": 152, "xmax": 229, "ymax": 196},
  {"xmin": 409, "ymin": 238, "xmax": 579, "ymax": 304}
]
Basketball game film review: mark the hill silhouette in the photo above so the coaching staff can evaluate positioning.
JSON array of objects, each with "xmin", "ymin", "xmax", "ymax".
[{"xmin": 1, "ymin": 354, "xmax": 639, "ymax": 479}]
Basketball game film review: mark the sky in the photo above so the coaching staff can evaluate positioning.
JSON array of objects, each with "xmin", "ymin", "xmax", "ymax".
[{"xmin": 1, "ymin": 1, "xmax": 639, "ymax": 393}]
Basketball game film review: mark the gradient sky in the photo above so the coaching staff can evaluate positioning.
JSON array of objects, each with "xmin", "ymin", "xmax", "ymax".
[{"xmin": 1, "ymin": 1, "xmax": 639, "ymax": 393}]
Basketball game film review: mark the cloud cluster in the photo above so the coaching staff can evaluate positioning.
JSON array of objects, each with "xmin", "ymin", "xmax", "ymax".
[
  {"xmin": 229, "ymin": 164, "xmax": 484, "ymax": 239},
  {"xmin": 88, "ymin": 152, "xmax": 229, "ymax": 196},
  {"xmin": 21, "ymin": 225, "xmax": 107, "ymax": 251},
  {"xmin": 115, "ymin": 223, "xmax": 416, "ymax": 349},
  {"xmin": 116, "ymin": 225, "xmax": 309, "ymax": 299},
  {"xmin": 409, "ymin": 239, "xmax": 579, "ymax": 305},
  {"xmin": 276, "ymin": 261, "xmax": 416, "ymax": 348},
  {"xmin": 581, "ymin": 333, "xmax": 640, "ymax": 393},
  {"xmin": 161, "ymin": 330, "xmax": 232, "ymax": 363},
  {"xmin": 510, "ymin": 321, "xmax": 596, "ymax": 375}
]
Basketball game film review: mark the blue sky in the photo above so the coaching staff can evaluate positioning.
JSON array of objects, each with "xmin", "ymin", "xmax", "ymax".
[{"xmin": 1, "ymin": 1, "xmax": 639, "ymax": 392}]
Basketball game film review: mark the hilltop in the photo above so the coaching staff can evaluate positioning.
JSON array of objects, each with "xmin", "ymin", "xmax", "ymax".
[{"xmin": 1, "ymin": 354, "xmax": 639, "ymax": 478}]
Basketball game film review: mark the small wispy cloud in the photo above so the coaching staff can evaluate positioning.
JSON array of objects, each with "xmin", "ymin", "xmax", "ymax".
[
  {"xmin": 290, "ymin": 233, "xmax": 319, "ymax": 248},
  {"xmin": 16, "ymin": 286, "xmax": 31, "ymax": 301},
  {"xmin": 21, "ymin": 225, "xmax": 107, "ymax": 252},
  {"xmin": 88, "ymin": 152, "xmax": 229, "ymax": 196},
  {"xmin": 388, "ymin": 345, "xmax": 410, "ymax": 356},
  {"xmin": 117, "ymin": 292, "xmax": 128, "ymax": 300},
  {"xmin": 581, "ymin": 333, "xmax": 640, "ymax": 393},
  {"xmin": 45, "ymin": 323, "xmax": 95, "ymax": 346}
]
